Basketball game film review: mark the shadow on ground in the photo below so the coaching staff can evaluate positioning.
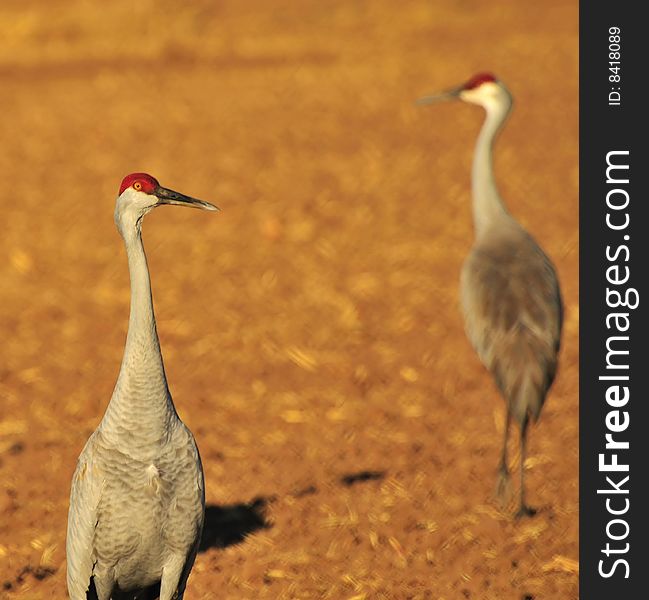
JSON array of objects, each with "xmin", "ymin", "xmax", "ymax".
[
  {"xmin": 198, "ymin": 471, "xmax": 384, "ymax": 553},
  {"xmin": 199, "ymin": 497, "xmax": 273, "ymax": 552},
  {"xmin": 339, "ymin": 470, "xmax": 386, "ymax": 487}
]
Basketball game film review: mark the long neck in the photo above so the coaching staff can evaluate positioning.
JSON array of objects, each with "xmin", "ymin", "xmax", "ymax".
[
  {"xmin": 101, "ymin": 219, "xmax": 177, "ymax": 440},
  {"xmin": 471, "ymin": 98, "xmax": 512, "ymax": 238}
]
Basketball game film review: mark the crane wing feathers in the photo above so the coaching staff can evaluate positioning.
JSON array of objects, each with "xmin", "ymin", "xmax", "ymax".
[
  {"xmin": 66, "ymin": 433, "xmax": 104, "ymax": 598},
  {"xmin": 461, "ymin": 231, "xmax": 562, "ymax": 419}
]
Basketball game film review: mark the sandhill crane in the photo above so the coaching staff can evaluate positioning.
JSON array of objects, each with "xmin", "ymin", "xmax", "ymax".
[
  {"xmin": 418, "ymin": 74, "xmax": 562, "ymax": 517},
  {"xmin": 66, "ymin": 173, "xmax": 218, "ymax": 598}
]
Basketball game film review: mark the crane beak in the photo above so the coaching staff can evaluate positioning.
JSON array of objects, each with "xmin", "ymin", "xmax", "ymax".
[
  {"xmin": 154, "ymin": 186, "xmax": 219, "ymax": 211},
  {"xmin": 416, "ymin": 85, "xmax": 462, "ymax": 106}
]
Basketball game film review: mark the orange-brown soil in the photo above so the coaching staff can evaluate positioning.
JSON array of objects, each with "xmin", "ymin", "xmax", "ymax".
[{"xmin": 0, "ymin": 1, "xmax": 578, "ymax": 598}]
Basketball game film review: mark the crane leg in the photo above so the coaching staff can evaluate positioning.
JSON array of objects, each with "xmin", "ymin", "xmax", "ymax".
[
  {"xmin": 515, "ymin": 417, "xmax": 536, "ymax": 518},
  {"xmin": 494, "ymin": 407, "xmax": 512, "ymax": 505}
]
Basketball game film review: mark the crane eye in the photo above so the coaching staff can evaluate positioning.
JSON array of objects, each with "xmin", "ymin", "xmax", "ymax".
[{"xmin": 133, "ymin": 181, "xmax": 143, "ymax": 191}]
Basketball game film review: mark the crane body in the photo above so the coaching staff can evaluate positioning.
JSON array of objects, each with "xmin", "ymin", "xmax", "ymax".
[
  {"xmin": 419, "ymin": 74, "xmax": 562, "ymax": 517},
  {"xmin": 67, "ymin": 173, "xmax": 217, "ymax": 599}
]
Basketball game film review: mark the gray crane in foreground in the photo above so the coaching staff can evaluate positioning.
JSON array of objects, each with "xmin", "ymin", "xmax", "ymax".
[
  {"xmin": 67, "ymin": 173, "xmax": 218, "ymax": 598},
  {"xmin": 418, "ymin": 74, "xmax": 562, "ymax": 518}
]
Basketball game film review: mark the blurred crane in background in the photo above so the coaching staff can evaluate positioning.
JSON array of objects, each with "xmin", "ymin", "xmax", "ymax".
[
  {"xmin": 418, "ymin": 74, "xmax": 562, "ymax": 518},
  {"xmin": 66, "ymin": 174, "xmax": 218, "ymax": 598}
]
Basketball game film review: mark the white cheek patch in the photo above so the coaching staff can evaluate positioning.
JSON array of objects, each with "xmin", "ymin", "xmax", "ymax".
[{"xmin": 464, "ymin": 82, "xmax": 500, "ymax": 103}]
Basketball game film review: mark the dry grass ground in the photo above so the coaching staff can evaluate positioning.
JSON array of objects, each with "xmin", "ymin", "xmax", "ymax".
[{"xmin": 0, "ymin": 1, "xmax": 577, "ymax": 598}]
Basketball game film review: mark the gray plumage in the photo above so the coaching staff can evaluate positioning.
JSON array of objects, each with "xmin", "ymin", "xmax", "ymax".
[
  {"xmin": 67, "ymin": 174, "xmax": 218, "ymax": 598},
  {"xmin": 419, "ymin": 74, "xmax": 562, "ymax": 517}
]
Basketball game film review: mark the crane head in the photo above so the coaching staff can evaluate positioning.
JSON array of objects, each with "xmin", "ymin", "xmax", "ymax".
[
  {"xmin": 115, "ymin": 173, "xmax": 218, "ymax": 234},
  {"xmin": 117, "ymin": 172, "xmax": 219, "ymax": 214},
  {"xmin": 416, "ymin": 72, "xmax": 510, "ymax": 110}
]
